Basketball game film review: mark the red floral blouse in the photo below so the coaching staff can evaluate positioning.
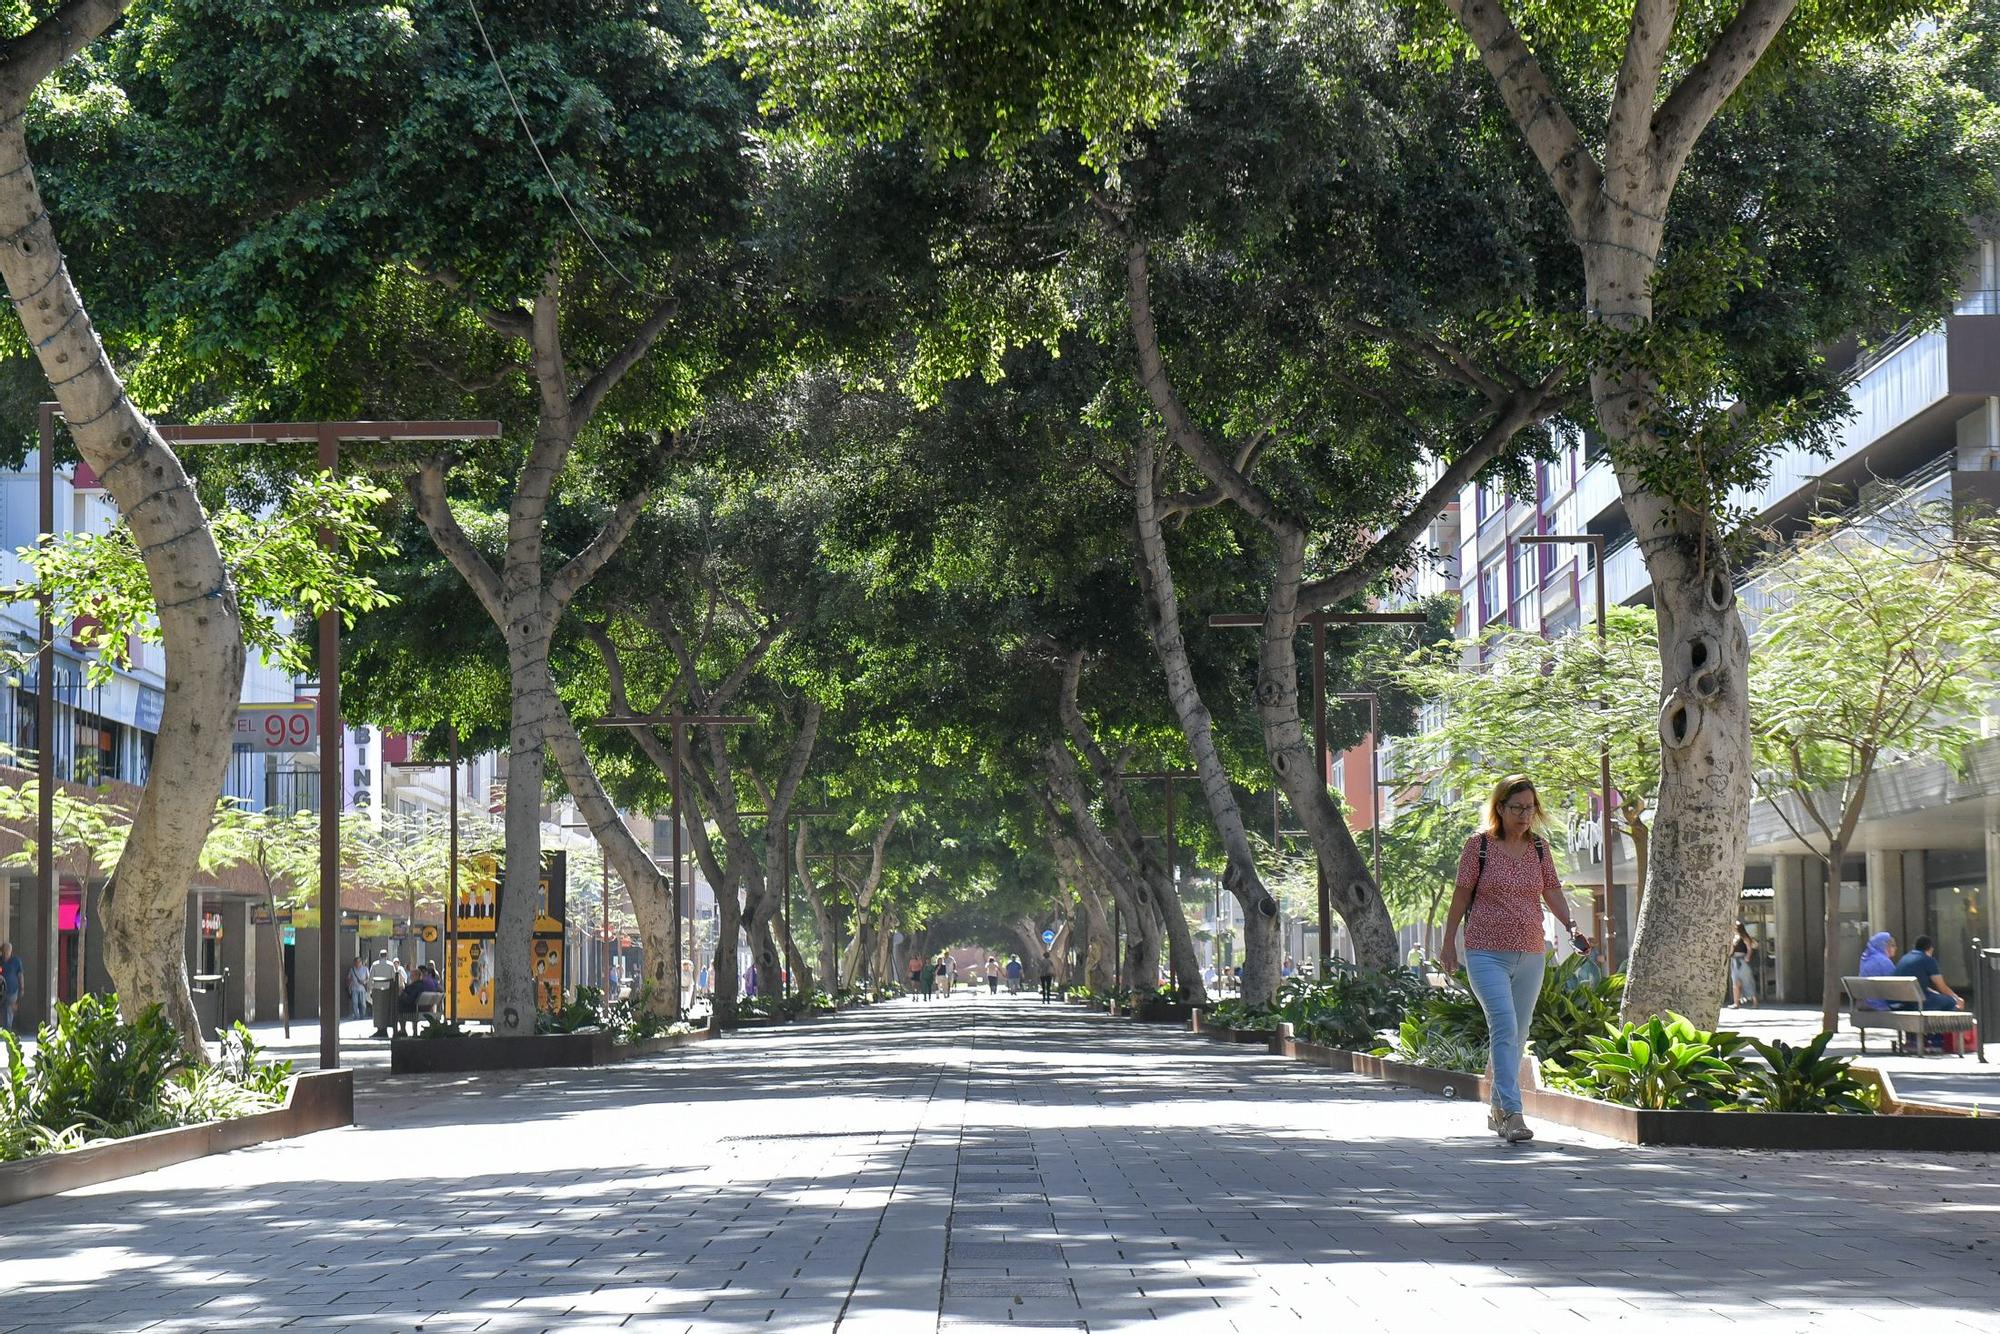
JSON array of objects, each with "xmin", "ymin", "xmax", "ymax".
[{"xmin": 1456, "ymin": 834, "xmax": 1560, "ymax": 953}]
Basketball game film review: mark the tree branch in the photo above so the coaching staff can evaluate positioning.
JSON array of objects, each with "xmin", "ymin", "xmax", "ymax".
[
  {"xmin": 408, "ymin": 460, "xmax": 504, "ymax": 621},
  {"xmin": 570, "ymin": 293, "xmax": 681, "ymax": 427},
  {"xmin": 1444, "ymin": 0, "xmax": 1603, "ymax": 228},
  {"xmin": 415, "ymin": 265, "xmax": 533, "ymax": 343},
  {"xmin": 0, "ymin": 1, "xmax": 130, "ymax": 117},
  {"xmin": 550, "ymin": 485, "xmax": 653, "ymax": 611},
  {"xmin": 1112, "ymin": 231, "xmax": 1291, "ymax": 534},
  {"xmin": 1300, "ymin": 368, "xmax": 1564, "ymax": 613},
  {"xmin": 1605, "ymin": 0, "xmax": 1677, "ymax": 176},
  {"xmin": 1650, "ymin": 0, "xmax": 1799, "ymax": 188}
]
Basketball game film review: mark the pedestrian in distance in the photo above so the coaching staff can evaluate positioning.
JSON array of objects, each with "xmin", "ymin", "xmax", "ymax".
[
  {"xmin": 1728, "ymin": 924, "xmax": 1758, "ymax": 1008},
  {"xmin": 935, "ymin": 954, "xmax": 951, "ymax": 997},
  {"xmin": 1037, "ymin": 952, "xmax": 1054, "ymax": 1003},
  {"xmin": 908, "ymin": 956, "xmax": 925, "ymax": 1000},
  {"xmin": 985, "ymin": 956, "xmax": 1000, "ymax": 993},
  {"xmin": 347, "ymin": 955, "xmax": 369, "ymax": 1020},
  {"xmin": 1005, "ymin": 955, "xmax": 1023, "ymax": 993},
  {"xmin": 0, "ymin": 941, "xmax": 21, "ymax": 1033},
  {"xmin": 367, "ymin": 949, "xmax": 400, "ymax": 1039},
  {"xmin": 1440, "ymin": 775, "xmax": 1589, "ymax": 1145},
  {"xmin": 921, "ymin": 956, "xmax": 937, "ymax": 1001}
]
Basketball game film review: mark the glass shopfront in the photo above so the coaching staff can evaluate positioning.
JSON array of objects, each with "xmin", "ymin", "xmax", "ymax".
[{"xmin": 1926, "ymin": 850, "xmax": 1986, "ymax": 1000}]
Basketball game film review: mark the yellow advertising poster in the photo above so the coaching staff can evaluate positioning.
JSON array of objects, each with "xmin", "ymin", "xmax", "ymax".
[
  {"xmin": 453, "ymin": 935, "xmax": 565, "ymax": 1020},
  {"xmin": 449, "ymin": 851, "xmax": 565, "ymax": 936}
]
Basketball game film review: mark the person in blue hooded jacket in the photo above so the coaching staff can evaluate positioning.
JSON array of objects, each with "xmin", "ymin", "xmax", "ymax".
[{"xmin": 1856, "ymin": 932, "xmax": 1898, "ymax": 1010}]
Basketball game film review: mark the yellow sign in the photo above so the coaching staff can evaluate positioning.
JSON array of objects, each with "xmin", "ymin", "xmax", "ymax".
[
  {"xmin": 419, "ymin": 925, "xmax": 440, "ymax": 944},
  {"xmin": 450, "ymin": 851, "xmax": 566, "ymax": 936},
  {"xmin": 452, "ymin": 935, "xmax": 565, "ymax": 1020}
]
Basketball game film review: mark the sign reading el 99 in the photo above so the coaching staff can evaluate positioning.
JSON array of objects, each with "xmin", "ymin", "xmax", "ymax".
[{"xmin": 234, "ymin": 703, "xmax": 319, "ymax": 753}]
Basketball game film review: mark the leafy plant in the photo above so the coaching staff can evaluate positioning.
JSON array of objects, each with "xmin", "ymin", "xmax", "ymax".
[
  {"xmin": 32, "ymin": 995, "xmax": 189, "ymax": 1134},
  {"xmin": 1740, "ymin": 1032, "xmax": 1878, "ymax": 1114},
  {"xmin": 1379, "ymin": 1012, "xmax": 1487, "ymax": 1074},
  {"xmin": 1530, "ymin": 955, "xmax": 1627, "ymax": 1062},
  {"xmin": 1548, "ymin": 1013, "xmax": 1750, "ymax": 1110},
  {"xmin": 1204, "ymin": 999, "xmax": 1276, "ymax": 1031},
  {"xmin": 1277, "ymin": 967, "xmax": 1430, "ymax": 1049}
]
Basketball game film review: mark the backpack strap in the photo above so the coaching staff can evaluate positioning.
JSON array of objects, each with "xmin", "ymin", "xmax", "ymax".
[{"xmin": 1469, "ymin": 833, "xmax": 1488, "ymax": 910}]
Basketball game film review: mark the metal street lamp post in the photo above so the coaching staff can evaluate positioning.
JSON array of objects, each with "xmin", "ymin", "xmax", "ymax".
[
  {"xmin": 34, "ymin": 407, "xmax": 499, "ymax": 1067},
  {"xmin": 1521, "ymin": 533, "xmax": 1616, "ymax": 963},
  {"xmin": 1209, "ymin": 610, "xmax": 1427, "ymax": 972}
]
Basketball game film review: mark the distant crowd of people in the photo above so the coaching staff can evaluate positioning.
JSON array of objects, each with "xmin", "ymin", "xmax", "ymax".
[{"xmin": 907, "ymin": 950, "xmax": 1055, "ymax": 1002}]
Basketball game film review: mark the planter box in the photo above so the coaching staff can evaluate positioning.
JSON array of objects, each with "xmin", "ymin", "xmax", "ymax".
[
  {"xmin": 0, "ymin": 1068, "xmax": 353, "ymax": 1209},
  {"xmin": 1204, "ymin": 1025, "xmax": 1276, "ymax": 1045},
  {"xmin": 390, "ymin": 1029, "xmax": 709, "ymax": 1074},
  {"xmin": 1276, "ymin": 1032, "xmax": 2000, "ymax": 1152},
  {"xmin": 1134, "ymin": 1001, "xmax": 1193, "ymax": 1025}
]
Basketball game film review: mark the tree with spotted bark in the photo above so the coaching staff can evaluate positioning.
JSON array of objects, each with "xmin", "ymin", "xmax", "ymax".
[{"xmin": 1439, "ymin": 0, "xmax": 2000, "ymax": 1021}]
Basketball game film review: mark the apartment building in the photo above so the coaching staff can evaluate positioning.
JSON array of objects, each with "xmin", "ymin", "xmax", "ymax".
[{"xmin": 1369, "ymin": 246, "xmax": 2000, "ymax": 1001}]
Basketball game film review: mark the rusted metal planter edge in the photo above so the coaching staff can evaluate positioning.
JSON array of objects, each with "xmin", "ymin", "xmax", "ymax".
[{"xmin": 0, "ymin": 1068, "xmax": 354, "ymax": 1209}]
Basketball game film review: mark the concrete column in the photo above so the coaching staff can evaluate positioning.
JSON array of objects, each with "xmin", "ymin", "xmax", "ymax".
[
  {"xmin": 1866, "ymin": 848, "xmax": 1906, "ymax": 946},
  {"xmin": 220, "ymin": 899, "xmax": 252, "ymax": 1026},
  {"xmin": 1984, "ymin": 820, "xmax": 2000, "ymax": 950},
  {"xmin": 1773, "ymin": 856, "xmax": 1808, "ymax": 1001},
  {"xmin": 1901, "ymin": 851, "xmax": 1927, "ymax": 952}
]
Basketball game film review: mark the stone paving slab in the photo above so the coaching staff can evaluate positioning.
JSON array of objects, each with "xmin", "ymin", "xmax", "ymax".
[{"xmin": 3, "ymin": 994, "xmax": 1999, "ymax": 1331}]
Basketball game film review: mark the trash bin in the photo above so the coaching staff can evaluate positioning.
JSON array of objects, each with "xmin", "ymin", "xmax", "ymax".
[{"xmin": 189, "ymin": 972, "xmax": 225, "ymax": 1040}]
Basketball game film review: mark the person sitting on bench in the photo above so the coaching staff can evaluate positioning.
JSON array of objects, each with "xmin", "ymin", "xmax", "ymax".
[
  {"xmin": 399, "ymin": 962, "xmax": 443, "ymax": 1027},
  {"xmin": 1894, "ymin": 936, "xmax": 1965, "ymax": 1011}
]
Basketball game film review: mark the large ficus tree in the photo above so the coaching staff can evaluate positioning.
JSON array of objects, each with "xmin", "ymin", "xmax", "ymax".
[
  {"xmin": 42, "ymin": 0, "xmax": 764, "ymax": 1032},
  {"xmin": 1436, "ymin": 0, "xmax": 2000, "ymax": 1021},
  {"xmin": 0, "ymin": 0, "xmax": 245, "ymax": 1055}
]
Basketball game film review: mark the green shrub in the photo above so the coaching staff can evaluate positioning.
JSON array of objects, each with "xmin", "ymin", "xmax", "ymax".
[
  {"xmin": 1277, "ymin": 968, "xmax": 1429, "ymax": 1049},
  {"xmin": 1740, "ymin": 1032, "xmax": 1878, "ymax": 1114},
  {"xmin": 1378, "ymin": 1012, "xmax": 1488, "ymax": 1073},
  {"xmin": 32, "ymin": 994, "xmax": 189, "ymax": 1135},
  {"xmin": 1529, "ymin": 955, "xmax": 1627, "ymax": 1062},
  {"xmin": 1545, "ymin": 1013, "xmax": 1750, "ymax": 1110},
  {"xmin": 0, "ymin": 996, "xmax": 294, "ymax": 1161}
]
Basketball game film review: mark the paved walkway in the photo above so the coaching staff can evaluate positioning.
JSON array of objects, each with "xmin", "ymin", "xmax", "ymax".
[{"xmin": 5, "ymin": 994, "xmax": 1998, "ymax": 1332}]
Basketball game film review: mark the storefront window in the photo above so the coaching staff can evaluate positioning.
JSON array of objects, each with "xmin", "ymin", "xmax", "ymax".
[{"xmin": 1926, "ymin": 850, "xmax": 1986, "ymax": 999}]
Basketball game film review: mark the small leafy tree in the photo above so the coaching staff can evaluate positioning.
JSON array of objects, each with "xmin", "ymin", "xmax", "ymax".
[
  {"xmin": 1750, "ymin": 520, "xmax": 2000, "ymax": 1033},
  {"xmin": 1377, "ymin": 798, "xmax": 1476, "ymax": 957},
  {"xmin": 199, "ymin": 804, "xmax": 322, "ymax": 1038},
  {"xmin": 1396, "ymin": 606, "xmax": 1662, "ymax": 904}
]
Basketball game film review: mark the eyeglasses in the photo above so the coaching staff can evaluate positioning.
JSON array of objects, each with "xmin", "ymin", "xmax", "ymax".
[{"xmin": 1502, "ymin": 802, "xmax": 1537, "ymax": 816}]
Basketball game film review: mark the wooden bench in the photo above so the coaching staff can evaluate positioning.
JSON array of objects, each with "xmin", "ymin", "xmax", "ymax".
[{"xmin": 1843, "ymin": 976, "xmax": 1977, "ymax": 1056}]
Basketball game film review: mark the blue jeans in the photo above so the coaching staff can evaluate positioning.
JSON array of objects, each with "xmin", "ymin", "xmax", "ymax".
[{"xmin": 1466, "ymin": 949, "xmax": 1546, "ymax": 1115}]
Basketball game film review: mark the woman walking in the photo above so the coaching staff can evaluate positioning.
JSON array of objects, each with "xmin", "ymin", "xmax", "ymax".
[
  {"xmin": 1441, "ymin": 775, "xmax": 1589, "ymax": 1144},
  {"xmin": 1728, "ymin": 924, "xmax": 1760, "ymax": 1008}
]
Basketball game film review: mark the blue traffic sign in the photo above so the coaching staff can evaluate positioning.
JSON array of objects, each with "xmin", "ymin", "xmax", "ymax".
[{"xmin": 1041, "ymin": 928, "xmax": 1056, "ymax": 945}]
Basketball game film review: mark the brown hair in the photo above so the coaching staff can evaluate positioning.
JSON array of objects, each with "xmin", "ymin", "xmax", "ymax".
[{"xmin": 1481, "ymin": 774, "xmax": 1548, "ymax": 841}]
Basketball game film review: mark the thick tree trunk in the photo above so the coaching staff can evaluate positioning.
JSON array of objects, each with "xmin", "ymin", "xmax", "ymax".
[
  {"xmin": 0, "ymin": 122, "xmax": 244, "ymax": 1059},
  {"xmin": 837, "ymin": 812, "xmax": 900, "ymax": 989},
  {"xmin": 1591, "ymin": 237, "xmax": 1753, "ymax": 1027},
  {"xmin": 1044, "ymin": 749, "xmax": 1161, "ymax": 990},
  {"xmin": 492, "ymin": 630, "xmax": 553, "ymax": 1036},
  {"xmin": 543, "ymin": 703, "xmax": 678, "ymax": 1017},
  {"xmin": 1132, "ymin": 441, "xmax": 1281, "ymax": 1002},
  {"xmin": 1818, "ymin": 838, "xmax": 1847, "ymax": 1035},
  {"xmin": 1056, "ymin": 653, "xmax": 1208, "ymax": 1002},
  {"xmin": 1254, "ymin": 528, "xmax": 1401, "ymax": 970}
]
